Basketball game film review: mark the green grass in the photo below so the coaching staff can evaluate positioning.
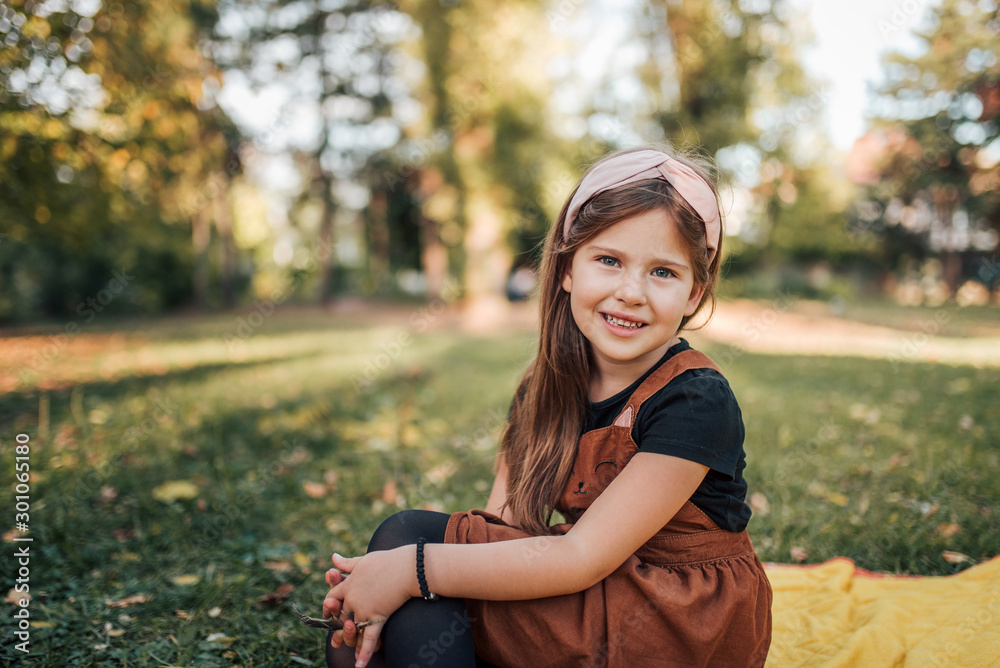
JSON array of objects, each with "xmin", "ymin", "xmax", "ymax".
[{"xmin": 1, "ymin": 303, "xmax": 997, "ymax": 664}]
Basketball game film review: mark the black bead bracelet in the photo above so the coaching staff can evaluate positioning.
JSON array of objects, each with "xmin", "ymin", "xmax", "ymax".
[{"xmin": 416, "ymin": 537, "xmax": 439, "ymax": 601}]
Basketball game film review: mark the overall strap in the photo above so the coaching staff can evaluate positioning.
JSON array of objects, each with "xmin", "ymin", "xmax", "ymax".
[{"xmin": 612, "ymin": 349, "xmax": 722, "ymax": 429}]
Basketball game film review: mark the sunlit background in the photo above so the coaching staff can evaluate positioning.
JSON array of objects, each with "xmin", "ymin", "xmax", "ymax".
[{"xmin": 2, "ymin": 0, "xmax": 998, "ymax": 321}]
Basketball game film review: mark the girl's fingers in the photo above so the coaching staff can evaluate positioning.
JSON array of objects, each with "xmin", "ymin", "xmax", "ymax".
[
  {"xmin": 355, "ymin": 621, "xmax": 384, "ymax": 668},
  {"xmin": 323, "ymin": 592, "xmax": 344, "ymax": 619},
  {"xmin": 325, "ymin": 568, "xmax": 344, "ymax": 587},
  {"xmin": 332, "ymin": 552, "xmax": 360, "ymax": 573},
  {"xmin": 329, "ymin": 629, "xmax": 345, "ymax": 649},
  {"xmin": 342, "ymin": 618, "xmax": 358, "ymax": 648}
]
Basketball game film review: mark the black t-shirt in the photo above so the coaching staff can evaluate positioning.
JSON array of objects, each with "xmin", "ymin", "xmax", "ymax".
[{"xmin": 583, "ymin": 339, "xmax": 752, "ymax": 532}]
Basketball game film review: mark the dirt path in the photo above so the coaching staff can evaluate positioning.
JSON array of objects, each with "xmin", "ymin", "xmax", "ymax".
[{"xmin": 689, "ymin": 299, "xmax": 1000, "ymax": 368}]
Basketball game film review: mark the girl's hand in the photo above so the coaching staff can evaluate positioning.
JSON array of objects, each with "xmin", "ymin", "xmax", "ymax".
[{"xmin": 323, "ymin": 548, "xmax": 416, "ymax": 668}]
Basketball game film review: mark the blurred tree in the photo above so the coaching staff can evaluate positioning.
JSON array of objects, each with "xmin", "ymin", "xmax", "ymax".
[
  {"xmin": 857, "ymin": 0, "xmax": 999, "ymax": 296},
  {"xmin": 213, "ymin": 0, "xmax": 411, "ymax": 302},
  {"xmin": 643, "ymin": 0, "xmax": 859, "ymax": 273},
  {"xmin": 395, "ymin": 0, "xmax": 557, "ymax": 319},
  {"xmin": 0, "ymin": 0, "xmax": 241, "ymax": 322}
]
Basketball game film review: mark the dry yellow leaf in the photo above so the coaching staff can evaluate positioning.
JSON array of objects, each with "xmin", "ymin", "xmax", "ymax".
[
  {"xmin": 827, "ymin": 492, "xmax": 849, "ymax": 507},
  {"xmin": 152, "ymin": 480, "xmax": 199, "ymax": 504},
  {"xmin": 169, "ymin": 574, "xmax": 201, "ymax": 586}
]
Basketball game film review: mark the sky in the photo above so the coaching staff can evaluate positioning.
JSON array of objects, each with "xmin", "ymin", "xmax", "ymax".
[{"xmin": 792, "ymin": 0, "xmax": 937, "ymax": 150}]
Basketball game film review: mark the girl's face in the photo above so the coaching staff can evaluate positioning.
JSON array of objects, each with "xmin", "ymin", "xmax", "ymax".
[{"xmin": 561, "ymin": 209, "xmax": 705, "ymax": 381}]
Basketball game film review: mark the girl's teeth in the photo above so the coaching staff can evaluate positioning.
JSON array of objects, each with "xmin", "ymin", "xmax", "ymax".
[{"xmin": 604, "ymin": 314, "xmax": 642, "ymax": 329}]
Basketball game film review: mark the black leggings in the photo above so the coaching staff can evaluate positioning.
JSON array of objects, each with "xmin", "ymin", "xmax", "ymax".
[{"xmin": 325, "ymin": 510, "xmax": 495, "ymax": 668}]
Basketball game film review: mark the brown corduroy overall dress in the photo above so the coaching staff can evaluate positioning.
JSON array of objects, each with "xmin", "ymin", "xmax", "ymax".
[{"xmin": 445, "ymin": 349, "xmax": 772, "ymax": 668}]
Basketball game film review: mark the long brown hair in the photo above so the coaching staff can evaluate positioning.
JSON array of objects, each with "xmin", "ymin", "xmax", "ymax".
[{"xmin": 499, "ymin": 145, "xmax": 724, "ymax": 534}]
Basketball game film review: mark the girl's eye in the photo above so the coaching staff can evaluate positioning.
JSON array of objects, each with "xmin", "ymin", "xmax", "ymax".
[
  {"xmin": 599, "ymin": 257, "xmax": 618, "ymax": 267},
  {"xmin": 652, "ymin": 268, "xmax": 673, "ymax": 278}
]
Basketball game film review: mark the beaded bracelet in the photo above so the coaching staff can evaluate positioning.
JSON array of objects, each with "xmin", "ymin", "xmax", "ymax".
[{"xmin": 416, "ymin": 538, "xmax": 439, "ymax": 601}]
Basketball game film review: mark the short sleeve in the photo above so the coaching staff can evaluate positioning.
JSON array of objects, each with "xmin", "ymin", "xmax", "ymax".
[{"xmin": 634, "ymin": 369, "xmax": 746, "ymax": 480}]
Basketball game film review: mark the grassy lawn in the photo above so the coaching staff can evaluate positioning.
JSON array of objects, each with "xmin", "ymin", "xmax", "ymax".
[{"xmin": 1, "ymin": 302, "xmax": 997, "ymax": 665}]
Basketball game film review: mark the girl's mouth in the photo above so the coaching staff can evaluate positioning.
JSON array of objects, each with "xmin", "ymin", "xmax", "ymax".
[{"xmin": 602, "ymin": 313, "xmax": 646, "ymax": 330}]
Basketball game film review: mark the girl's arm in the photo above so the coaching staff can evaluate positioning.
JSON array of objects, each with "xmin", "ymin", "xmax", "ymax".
[
  {"xmin": 483, "ymin": 453, "xmax": 512, "ymax": 522},
  {"xmin": 422, "ymin": 452, "xmax": 708, "ymax": 600},
  {"xmin": 326, "ymin": 453, "xmax": 707, "ymax": 666}
]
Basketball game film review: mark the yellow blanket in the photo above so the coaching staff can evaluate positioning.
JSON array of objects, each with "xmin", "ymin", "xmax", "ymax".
[{"xmin": 764, "ymin": 557, "xmax": 1000, "ymax": 667}]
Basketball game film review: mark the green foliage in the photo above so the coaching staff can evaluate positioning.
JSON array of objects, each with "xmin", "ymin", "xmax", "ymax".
[
  {"xmin": 0, "ymin": 0, "xmax": 241, "ymax": 323},
  {"xmin": 858, "ymin": 0, "xmax": 1000, "ymax": 289}
]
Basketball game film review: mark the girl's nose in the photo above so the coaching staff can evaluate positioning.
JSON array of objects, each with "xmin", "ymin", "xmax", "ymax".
[{"xmin": 615, "ymin": 273, "xmax": 647, "ymax": 305}]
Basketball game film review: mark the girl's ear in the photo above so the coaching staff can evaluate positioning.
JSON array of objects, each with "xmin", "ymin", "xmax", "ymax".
[
  {"xmin": 684, "ymin": 283, "xmax": 706, "ymax": 316},
  {"xmin": 561, "ymin": 267, "xmax": 573, "ymax": 294}
]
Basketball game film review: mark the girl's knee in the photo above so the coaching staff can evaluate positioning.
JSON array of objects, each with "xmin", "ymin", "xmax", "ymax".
[{"xmin": 367, "ymin": 509, "xmax": 449, "ymax": 553}]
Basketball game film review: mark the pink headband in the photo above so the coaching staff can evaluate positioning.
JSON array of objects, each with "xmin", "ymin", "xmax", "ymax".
[{"xmin": 562, "ymin": 149, "xmax": 721, "ymax": 261}]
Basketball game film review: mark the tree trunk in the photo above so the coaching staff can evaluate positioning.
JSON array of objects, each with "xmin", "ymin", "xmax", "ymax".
[
  {"xmin": 318, "ymin": 172, "xmax": 336, "ymax": 305},
  {"xmin": 368, "ymin": 188, "xmax": 390, "ymax": 292},
  {"xmin": 461, "ymin": 191, "xmax": 512, "ymax": 331},
  {"xmin": 192, "ymin": 209, "xmax": 211, "ymax": 310},
  {"xmin": 420, "ymin": 215, "xmax": 448, "ymax": 302},
  {"xmin": 213, "ymin": 175, "xmax": 236, "ymax": 308}
]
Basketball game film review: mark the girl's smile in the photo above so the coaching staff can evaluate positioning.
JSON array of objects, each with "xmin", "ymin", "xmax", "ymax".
[{"xmin": 562, "ymin": 209, "xmax": 705, "ymax": 396}]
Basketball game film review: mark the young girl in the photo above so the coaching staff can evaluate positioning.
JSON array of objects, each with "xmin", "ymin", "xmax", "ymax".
[{"xmin": 320, "ymin": 145, "xmax": 772, "ymax": 668}]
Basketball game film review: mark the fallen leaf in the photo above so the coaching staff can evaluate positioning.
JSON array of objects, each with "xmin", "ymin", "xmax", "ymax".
[
  {"xmin": 152, "ymin": 480, "xmax": 199, "ymax": 504},
  {"xmin": 264, "ymin": 560, "xmax": 293, "ymax": 572},
  {"xmin": 205, "ymin": 633, "xmax": 236, "ymax": 644},
  {"xmin": 303, "ymin": 481, "xmax": 327, "ymax": 499},
  {"xmin": 175, "ymin": 610, "xmax": 192, "ymax": 619},
  {"xmin": 100, "ymin": 486, "xmax": 118, "ymax": 502},
  {"xmin": 30, "ymin": 621, "xmax": 54, "ymax": 628},
  {"xmin": 106, "ymin": 594, "xmax": 151, "ymax": 607},
  {"xmin": 207, "ymin": 606, "xmax": 222, "ymax": 618},
  {"xmin": 169, "ymin": 574, "xmax": 201, "ymax": 586},
  {"xmin": 5, "ymin": 588, "xmax": 29, "ymax": 605},
  {"xmin": 112, "ymin": 529, "xmax": 135, "ymax": 542},
  {"xmin": 2, "ymin": 528, "xmax": 21, "ymax": 542},
  {"xmin": 292, "ymin": 551, "xmax": 311, "ymax": 570},
  {"xmin": 790, "ymin": 546, "xmax": 808, "ymax": 563},
  {"xmin": 942, "ymin": 550, "xmax": 971, "ymax": 564},
  {"xmin": 259, "ymin": 582, "xmax": 294, "ymax": 607},
  {"xmin": 936, "ymin": 523, "xmax": 961, "ymax": 538},
  {"xmin": 827, "ymin": 492, "xmax": 849, "ymax": 507},
  {"xmin": 324, "ymin": 471, "xmax": 339, "ymax": 488}
]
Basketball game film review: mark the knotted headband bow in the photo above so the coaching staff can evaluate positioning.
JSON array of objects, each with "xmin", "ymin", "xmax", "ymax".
[{"xmin": 563, "ymin": 149, "xmax": 721, "ymax": 262}]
